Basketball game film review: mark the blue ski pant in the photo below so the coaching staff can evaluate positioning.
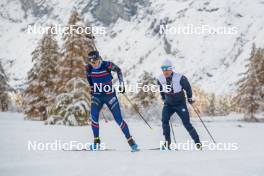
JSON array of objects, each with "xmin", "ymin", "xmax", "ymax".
[
  {"xmin": 90, "ymin": 93, "xmax": 131, "ymax": 139},
  {"xmin": 162, "ymin": 103, "xmax": 200, "ymax": 144}
]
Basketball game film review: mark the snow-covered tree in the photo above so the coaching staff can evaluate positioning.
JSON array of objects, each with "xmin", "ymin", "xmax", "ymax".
[
  {"xmin": 253, "ymin": 47, "xmax": 264, "ymax": 111},
  {"xmin": 205, "ymin": 93, "xmax": 235, "ymax": 116},
  {"xmin": 216, "ymin": 95, "xmax": 232, "ymax": 116},
  {"xmin": 23, "ymin": 27, "xmax": 60, "ymax": 120},
  {"xmin": 133, "ymin": 71, "xmax": 158, "ymax": 107},
  {"xmin": 47, "ymin": 11, "xmax": 95, "ymax": 125},
  {"xmin": 56, "ymin": 10, "xmax": 94, "ymax": 93},
  {"xmin": 191, "ymin": 86, "xmax": 209, "ymax": 116},
  {"xmin": 46, "ymin": 78, "xmax": 91, "ymax": 126},
  {"xmin": 0, "ymin": 60, "xmax": 10, "ymax": 111},
  {"xmin": 235, "ymin": 43, "xmax": 264, "ymax": 121},
  {"xmin": 129, "ymin": 71, "xmax": 160, "ymax": 121},
  {"xmin": 206, "ymin": 93, "xmax": 216, "ymax": 116}
]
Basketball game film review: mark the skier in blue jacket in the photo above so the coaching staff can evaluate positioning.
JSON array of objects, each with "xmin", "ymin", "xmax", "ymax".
[
  {"xmin": 157, "ymin": 59, "xmax": 201, "ymax": 149},
  {"xmin": 85, "ymin": 50, "xmax": 139, "ymax": 152}
]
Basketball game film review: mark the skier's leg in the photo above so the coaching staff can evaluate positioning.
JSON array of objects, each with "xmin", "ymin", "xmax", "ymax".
[
  {"xmin": 105, "ymin": 95, "xmax": 131, "ymax": 139},
  {"xmin": 105, "ymin": 94, "xmax": 138, "ymax": 151},
  {"xmin": 162, "ymin": 104, "xmax": 175, "ymax": 146},
  {"xmin": 90, "ymin": 96, "xmax": 103, "ymax": 139},
  {"xmin": 175, "ymin": 104, "xmax": 200, "ymax": 144}
]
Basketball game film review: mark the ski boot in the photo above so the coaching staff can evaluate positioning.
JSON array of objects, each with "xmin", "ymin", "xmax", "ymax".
[
  {"xmin": 89, "ymin": 137, "xmax": 101, "ymax": 151},
  {"xmin": 128, "ymin": 137, "xmax": 139, "ymax": 152},
  {"xmin": 161, "ymin": 140, "xmax": 171, "ymax": 151}
]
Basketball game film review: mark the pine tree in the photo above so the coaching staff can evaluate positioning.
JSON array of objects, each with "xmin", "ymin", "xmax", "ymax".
[
  {"xmin": 253, "ymin": 47, "xmax": 264, "ymax": 110},
  {"xmin": 133, "ymin": 71, "xmax": 158, "ymax": 108},
  {"xmin": 0, "ymin": 60, "xmax": 10, "ymax": 111},
  {"xmin": 46, "ymin": 77, "xmax": 91, "ymax": 126},
  {"xmin": 206, "ymin": 93, "xmax": 216, "ymax": 116},
  {"xmin": 216, "ymin": 96, "xmax": 231, "ymax": 116},
  {"xmin": 129, "ymin": 71, "xmax": 160, "ymax": 120},
  {"xmin": 56, "ymin": 10, "xmax": 94, "ymax": 93},
  {"xmin": 235, "ymin": 43, "xmax": 264, "ymax": 121},
  {"xmin": 46, "ymin": 11, "xmax": 95, "ymax": 125},
  {"xmin": 191, "ymin": 86, "xmax": 209, "ymax": 116},
  {"xmin": 23, "ymin": 28, "xmax": 60, "ymax": 120}
]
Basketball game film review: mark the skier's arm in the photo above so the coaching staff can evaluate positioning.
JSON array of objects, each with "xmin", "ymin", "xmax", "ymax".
[
  {"xmin": 157, "ymin": 80, "xmax": 165, "ymax": 101},
  {"xmin": 180, "ymin": 75, "xmax": 192, "ymax": 99},
  {"xmin": 107, "ymin": 62, "xmax": 124, "ymax": 84},
  {"xmin": 87, "ymin": 75, "xmax": 93, "ymax": 87}
]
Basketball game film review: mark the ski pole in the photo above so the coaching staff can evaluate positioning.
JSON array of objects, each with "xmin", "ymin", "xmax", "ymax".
[
  {"xmin": 91, "ymin": 36, "xmax": 98, "ymax": 51},
  {"xmin": 169, "ymin": 120, "xmax": 177, "ymax": 143},
  {"xmin": 190, "ymin": 104, "xmax": 216, "ymax": 144},
  {"xmin": 122, "ymin": 94, "xmax": 152, "ymax": 129}
]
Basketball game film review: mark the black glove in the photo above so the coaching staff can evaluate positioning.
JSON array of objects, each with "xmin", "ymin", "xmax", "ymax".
[
  {"xmin": 188, "ymin": 98, "xmax": 195, "ymax": 104},
  {"xmin": 118, "ymin": 84, "xmax": 125, "ymax": 94}
]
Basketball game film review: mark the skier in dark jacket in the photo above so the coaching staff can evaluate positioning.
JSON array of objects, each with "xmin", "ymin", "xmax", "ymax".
[
  {"xmin": 85, "ymin": 50, "xmax": 139, "ymax": 152},
  {"xmin": 157, "ymin": 59, "xmax": 201, "ymax": 149}
]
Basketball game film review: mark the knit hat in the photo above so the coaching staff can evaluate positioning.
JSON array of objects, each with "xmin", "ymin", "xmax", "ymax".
[{"xmin": 161, "ymin": 59, "xmax": 174, "ymax": 70}]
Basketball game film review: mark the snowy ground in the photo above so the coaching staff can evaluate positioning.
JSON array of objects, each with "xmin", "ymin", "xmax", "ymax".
[{"xmin": 0, "ymin": 112, "xmax": 264, "ymax": 176}]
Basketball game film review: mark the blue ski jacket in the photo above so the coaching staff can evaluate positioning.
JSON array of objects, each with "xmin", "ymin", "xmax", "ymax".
[{"xmin": 85, "ymin": 60, "xmax": 124, "ymax": 94}]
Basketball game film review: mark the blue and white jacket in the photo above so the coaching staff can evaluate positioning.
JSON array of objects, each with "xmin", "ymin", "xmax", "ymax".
[{"xmin": 157, "ymin": 72, "xmax": 192, "ymax": 106}]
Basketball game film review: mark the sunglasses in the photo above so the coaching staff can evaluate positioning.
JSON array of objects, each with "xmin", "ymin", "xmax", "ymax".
[
  {"xmin": 161, "ymin": 66, "xmax": 173, "ymax": 71},
  {"xmin": 89, "ymin": 60, "xmax": 98, "ymax": 65},
  {"xmin": 86, "ymin": 56, "xmax": 99, "ymax": 64}
]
